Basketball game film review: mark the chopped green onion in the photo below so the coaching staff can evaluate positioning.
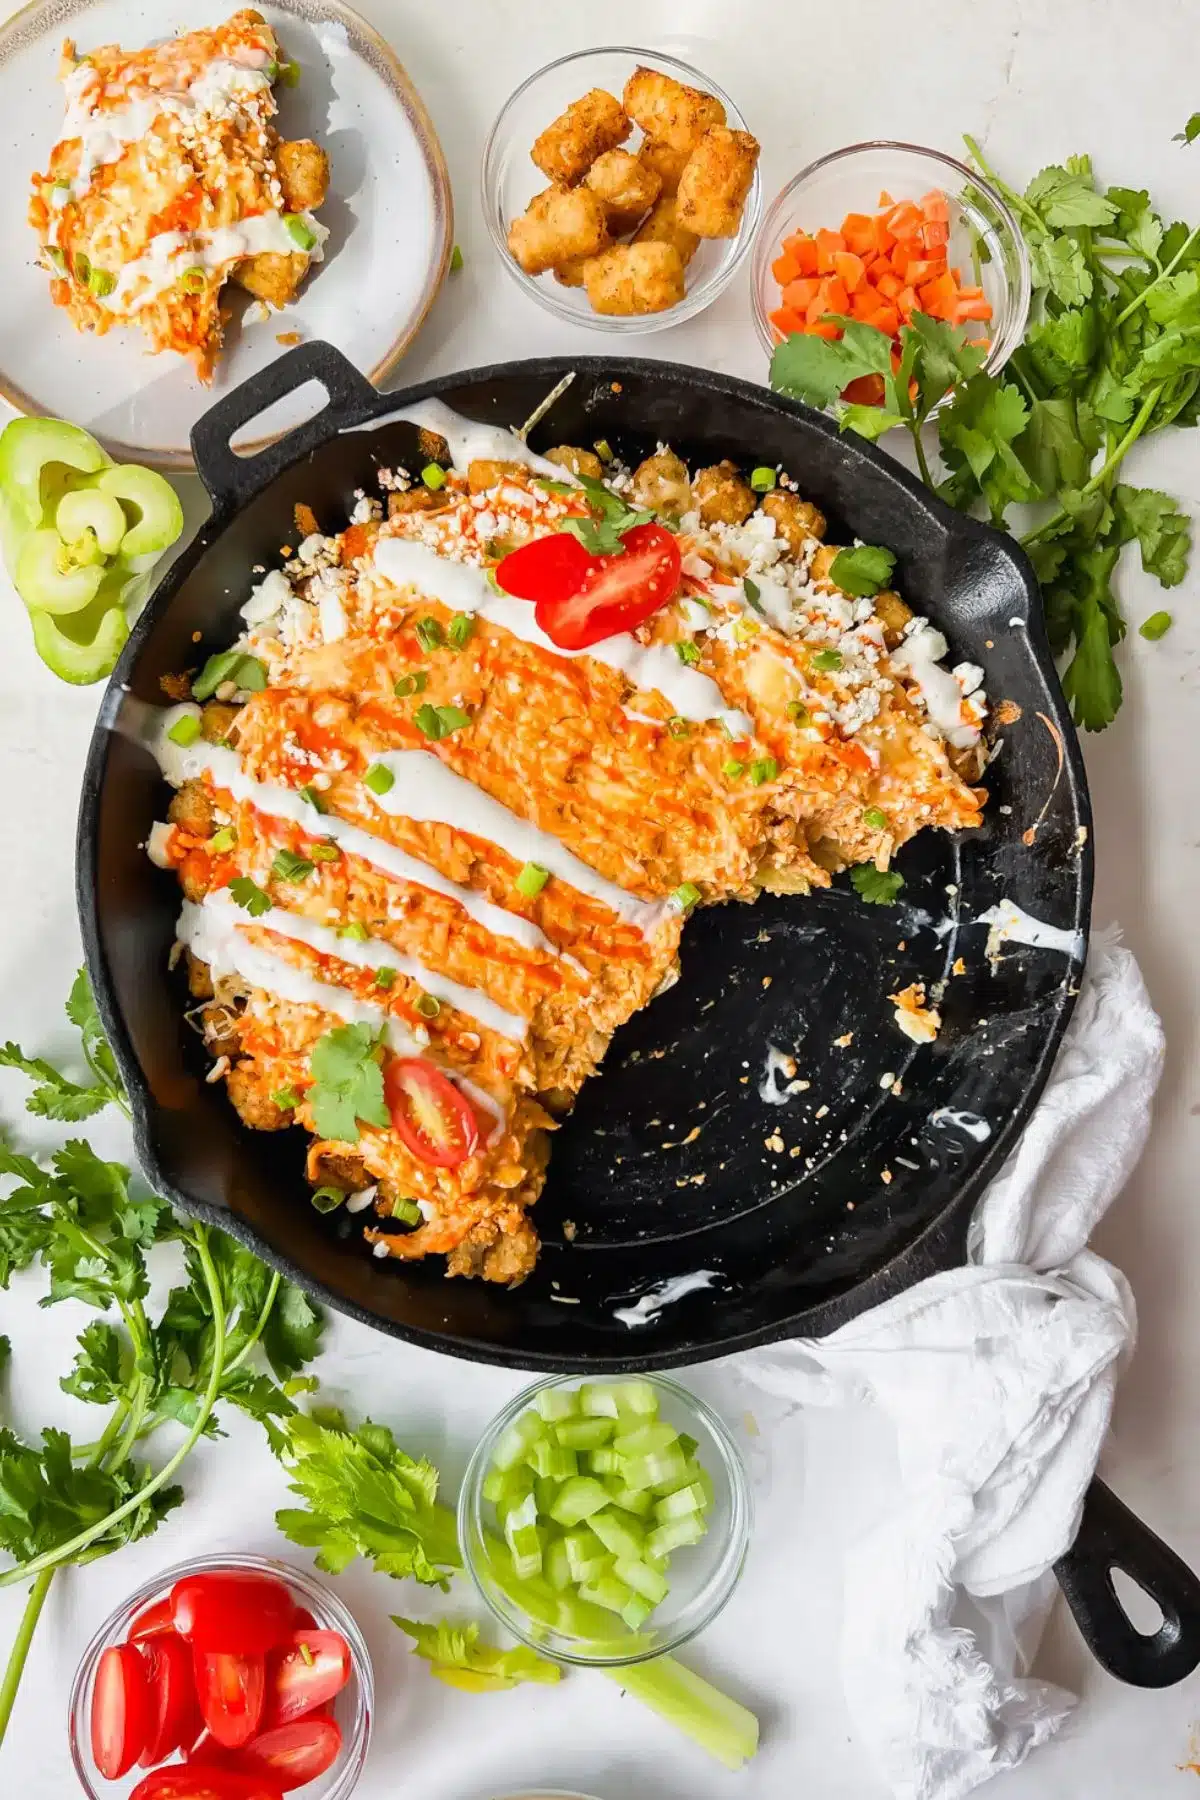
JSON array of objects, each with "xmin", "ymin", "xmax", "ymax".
[
  {"xmin": 673, "ymin": 881, "xmax": 701, "ymax": 912},
  {"xmin": 811, "ymin": 648, "xmax": 844, "ymax": 672},
  {"xmin": 786, "ymin": 700, "xmax": 810, "ymax": 725},
  {"xmin": 391, "ymin": 1196, "xmax": 422, "ymax": 1226},
  {"xmin": 863, "ymin": 806, "xmax": 888, "ymax": 829},
  {"xmin": 742, "ymin": 576, "xmax": 764, "ymax": 614},
  {"xmin": 310, "ymin": 1186, "xmax": 345, "ymax": 1213},
  {"xmin": 415, "ymin": 616, "xmax": 444, "ymax": 651},
  {"xmin": 283, "ymin": 212, "xmax": 317, "ymax": 252},
  {"xmin": 593, "ymin": 438, "xmax": 614, "ymax": 463},
  {"xmin": 87, "ymin": 264, "xmax": 115, "ymax": 297},
  {"xmin": 208, "ymin": 827, "xmax": 236, "ymax": 852},
  {"xmin": 675, "ymin": 640, "xmax": 700, "ymax": 666},
  {"xmin": 732, "ymin": 618, "xmax": 759, "ymax": 642},
  {"xmin": 263, "ymin": 57, "xmax": 279, "ymax": 79},
  {"xmin": 394, "ymin": 670, "xmax": 428, "ymax": 696},
  {"xmin": 310, "ymin": 841, "xmax": 340, "ymax": 862},
  {"xmin": 277, "ymin": 57, "xmax": 300, "ymax": 86},
  {"xmin": 299, "ymin": 783, "xmax": 327, "ymax": 812},
  {"xmin": 297, "ymin": 1639, "xmax": 316, "ymax": 1666},
  {"xmin": 44, "ymin": 246, "xmax": 67, "ymax": 275},
  {"xmin": 448, "ymin": 612, "xmax": 475, "ymax": 648},
  {"xmin": 340, "ymin": 922, "xmax": 370, "ymax": 941},
  {"xmin": 449, "ymin": 243, "xmax": 464, "ymax": 272},
  {"xmin": 193, "ymin": 651, "xmax": 267, "ymax": 701},
  {"xmin": 167, "ymin": 712, "xmax": 201, "ymax": 747},
  {"xmin": 421, "ymin": 463, "xmax": 447, "ymax": 490},
  {"xmin": 667, "ymin": 715, "xmax": 689, "ymax": 738},
  {"xmin": 414, "ymin": 992, "xmax": 441, "ymax": 1019},
  {"xmin": 272, "ymin": 848, "xmax": 314, "ymax": 882},
  {"xmin": 1140, "ymin": 610, "xmax": 1172, "ymax": 640},
  {"xmin": 72, "ymin": 251, "xmax": 91, "ymax": 285},
  {"xmin": 722, "ymin": 758, "xmax": 745, "ymax": 779},
  {"xmin": 748, "ymin": 757, "xmax": 778, "ymax": 786},
  {"xmin": 415, "ymin": 702, "xmax": 470, "ymax": 740},
  {"xmin": 516, "ymin": 862, "xmax": 550, "ymax": 898},
  {"xmin": 750, "ymin": 466, "xmax": 777, "ymax": 492},
  {"xmin": 272, "ymin": 1087, "xmax": 300, "ymax": 1110},
  {"xmin": 179, "ymin": 266, "xmax": 208, "ymax": 293},
  {"xmin": 364, "ymin": 762, "xmax": 395, "ymax": 795},
  {"xmin": 374, "ymin": 967, "xmax": 397, "ymax": 990}
]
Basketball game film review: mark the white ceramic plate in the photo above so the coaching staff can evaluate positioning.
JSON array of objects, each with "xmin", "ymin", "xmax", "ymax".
[{"xmin": 0, "ymin": 0, "xmax": 453, "ymax": 467}]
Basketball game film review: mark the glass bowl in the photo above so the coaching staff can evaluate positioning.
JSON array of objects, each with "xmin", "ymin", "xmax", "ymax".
[
  {"xmin": 481, "ymin": 46, "xmax": 762, "ymax": 333},
  {"xmin": 459, "ymin": 1374, "xmax": 751, "ymax": 1668},
  {"xmin": 67, "ymin": 1551, "xmax": 373, "ymax": 1799},
  {"xmin": 751, "ymin": 140, "xmax": 1030, "ymax": 389}
]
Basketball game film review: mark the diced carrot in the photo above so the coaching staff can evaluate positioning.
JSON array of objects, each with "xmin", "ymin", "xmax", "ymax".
[
  {"xmin": 782, "ymin": 276, "xmax": 821, "ymax": 311},
  {"xmin": 841, "ymin": 212, "xmax": 876, "ymax": 255},
  {"xmin": 896, "ymin": 286, "xmax": 918, "ymax": 319},
  {"xmin": 805, "ymin": 319, "xmax": 842, "ymax": 340},
  {"xmin": 920, "ymin": 189, "xmax": 950, "ymax": 225},
  {"xmin": 850, "ymin": 287, "xmax": 881, "ymax": 320},
  {"xmin": 950, "ymin": 265, "xmax": 963, "ymax": 283},
  {"xmin": 901, "ymin": 258, "xmax": 940, "ymax": 286},
  {"xmin": 772, "ymin": 251, "xmax": 801, "ymax": 285},
  {"xmin": 954, "ymin": 295, "xmax": 994, "ymax": 323},
  {"xmin": 920, "ymin": 220, "xmax": 950, "ymax": 249},
  {"xmin": 781, "ymin": 230, "xmax": 810, "ymax": 255},
  {"xmin": 783, "ymin": 233, "xmax": 820, "ymax": 275},
  {"xmin": 833, "ymin": 250, "xmax": 866, "ymax": 292},
  {"xmin": 815, "ymin": 227, "xmax": 846, "ymax": 272},
  {"xmin": 870, "ymin": 304, "xmax": 900, "ymax": 337},
  {"xmin": 843, "ymin": 374, "xmax": 887, "ymax": 405},
  {"xmin": 885, "ymin": 201, "xmax": 922, "ymax": 238},
  {"xmin": 768, "ymin": 304, "xmax": 807, "ymax": 336},
  {"xmin": 877, "ymin": 189, "xmax": 894, "ymax": 207},
  {"xmin": 805, "ymin": 281, "xmax": 831, "ymax": 324},
  {"xmin": 917, "ymin": 271, "xmax": 959, "ymax": 318},
  {"xmin": 823, "ymin": 275, "xmax": 849, "ymax": 314},
  {"xmin": 874, "ymin": 270, "xmax": 903, "ymax": 300}
]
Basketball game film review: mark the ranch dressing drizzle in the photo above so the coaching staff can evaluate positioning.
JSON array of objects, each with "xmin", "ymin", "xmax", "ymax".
[
  {"xmin": 370, "ymin": 749, "xmax": 669, "ymax": 935},
  {"xmin": 343, "ymin": 396, "xmax": 568, "ymax": 480},
  {"xmin": 102, "ymin": 211, "xmax": 327, "ymax": 315},
  {"xmin": 928, "ymin": 1106, "xmax": 992, "ymax": 1142},
  {"xmin": 613, "ymin": 1270, "xmax": 719, "ymax": 1329},
  {"xmin": 975, "ymin": 898, "xmax": 1085, "ymax": 961},
  {"xmin": 62, "ymin": 52, "xmax": 272, "ymax": 194},
  {"xmin": 145, "ymin": 706, "xmax": 561, "ymax": 959},
  {"xmin": 178, "ymin": 892, "xmax": 506, "ymax": 1129},
  {"xmin": 889, "ymin": 622, "xmax": 981, "ymax": 749},
  {"xmin": 370, "ymin": 537, "xmax": 755, "ymax": 738}
]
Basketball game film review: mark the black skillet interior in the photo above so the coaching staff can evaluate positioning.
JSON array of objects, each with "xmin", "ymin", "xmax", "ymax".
[{"xmin": 79, "ymin": 345, "xmax": 1092, "ymax": 1370}]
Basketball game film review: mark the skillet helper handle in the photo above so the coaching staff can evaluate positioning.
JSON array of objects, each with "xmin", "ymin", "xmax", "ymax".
[
  {"xmin": 1054, "ymin": 1478, "xmax": 1200, "ymax": 1686},
  {"xmin": 191, "ymin": 341, "xmax": 379, "ymax": 517}
]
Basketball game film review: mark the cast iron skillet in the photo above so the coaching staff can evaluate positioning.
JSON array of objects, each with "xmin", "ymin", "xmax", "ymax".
[{"xmin": 77, "ymin": 343, "xmax": 1200, "ymax": 1686}]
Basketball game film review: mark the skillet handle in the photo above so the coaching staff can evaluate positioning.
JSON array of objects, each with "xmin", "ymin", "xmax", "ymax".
[
  {"xmin": 1053, "ymin": 1478, "xmax": 1200, "ymax": 1686},
  {"xmin": 190, "ymin": 341, "xmax": 379, "ymax": 517}
]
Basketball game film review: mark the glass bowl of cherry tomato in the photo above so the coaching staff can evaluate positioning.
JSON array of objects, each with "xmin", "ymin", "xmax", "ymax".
[{"xmin": 67, "ymin": 1553, "xmax": 372, "ymax": 1800}]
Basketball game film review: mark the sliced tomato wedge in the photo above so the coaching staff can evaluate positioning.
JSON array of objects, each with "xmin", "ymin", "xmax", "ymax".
[
  {"xmin": 91, "ymin": 1642, "xmax": 150, "ymax": 1778},
  {"xmin": 194, "ymin": 1650, "xmax": 266, "ymax": 1749},
  {"xmin": 289, "ymin": 1606, "xmax": 317, "ymax": 1633},
  {"xmin": 385, "ymin": 1058, "xmax": 479, "ymax": 1168},
  {"xmin": 228, "ymin": 1718, "xmax": 343, "ymax": 1792},
  {"xmin": 139, "ymin": 1630, "xmax": 199, "ymax": 1766},
  {"xmin": 129, "ymin": 1597, "xmax": 175, "ymax": 1642},
  {"xmin": 130, "ymin": 1765, "xmax": 283, "ymax": 1800},
  {"xmin": 262, "ymin": 1630, "xmax": 352, "ymax": 1728},
  {"xmin": 494, "ymin": 529, "xmax": 601, "ymax": 603},
  {"xmin": 171, "ymin": 1571, "xmax": 294, "ymax": 1655}
]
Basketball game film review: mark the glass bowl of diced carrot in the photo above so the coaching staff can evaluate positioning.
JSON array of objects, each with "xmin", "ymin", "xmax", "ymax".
[{"xmin": 751, "ymin": 141, "xmax": 1030, "ymax": 409}]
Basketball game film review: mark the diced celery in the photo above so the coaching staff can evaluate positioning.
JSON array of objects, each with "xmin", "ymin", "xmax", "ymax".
[
  {"xmin": 492, "ymin": 1466, "xmax": 534, "ymax": 1519},
  {"xmin": 528, "ymin": 1440, "xmax": 578, "ymax": 1481},
  {"xmin": 534, "ymin": 1476, "xmax": 562, "ymax": 1516},
  {"xmin": 613, "ymin": 1420, "xmax": 678, "ymax": 1459},
  {"xmin": 554, "ymin": 1590, "xmax": 628, "ymax": 1645},
  {"xmin": 588, "ymin": 1507, "xmax": 646, "ymax": 1562},
  {"xmin": 554, "ymin": 1416, "xmax": 615, "ymax": 1451},
  {"xmin": 621, "ymin": 1591, "xmax": 656, "ymax": 1631},
  {"xmin": 604, "ymin": 1480, "xmax": 654, "ymax": 1516},
  {"xmin": 562, "ymin": 1526, "xmax": 610, "ymax": 1584},
  {"xmin": 506, "ymin": 1509, "xmax": 544, "ymax": 1580},
  {"xmin": 482, "ymin": 1469, "xmax": 507, "ymax": 1505},
  {"xmin": 577, "ymin": 1572, "xmax": 637, "ymax": 1617},
  {"xmin": 654, "ymin": 1481, "xmax": 708, "ymax": 1522},
  {"xmin": 492, "ymin": 1409, "xmax": 545, "ymax": 1471},
  {"xmin": 613, "ymin": 1555, "xmax": 670, "ymax": 1606},
  {"xmin": 677, "ymin": 1432, "xmax": 700, "ymax": 1459},
  {"xmin": 485, "ymin": 1538, "xmax": 561, "ymax": 1629},
  {"xmin": 587, "ymin": 1446, "xmax": 621, "ymax": 1475},
  {"xmin": 621, "ymin": 1446, "xmax": 690, "ymax": 1493},
  {"xmin": 545, "ymin": 1534, "xmax": 573, "ymax": 1592},
  {"xmin": 579, "ymin": 1382, "xmax": 621, "ymax": 1418},
  {"xmin": 548, "ymin": 1475, "xmax": 611, "ymax": 1527},
  {"xmin": 646, "ymin": 1514, "xmax": 707, "ymax": 1560},
  {"xmin": 608, "ymin": 1379, "xmax": 660, "ymax": 1417},
  {"xmin": 599, "ymin": 1655, "xmax": 760, "ymax": 1770},
  {"xmin": 534, "ymin": 1386, "xmax": 580, "ymax": 1422}
]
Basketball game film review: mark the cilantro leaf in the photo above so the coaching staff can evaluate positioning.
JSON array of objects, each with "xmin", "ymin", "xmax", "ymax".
[
  {"xmin": 393, "ymin": 1616, "xmax": 561, "ymax": 1692},
  {"xmin": 1113, "ymin": 485, "xmax": 1191, "ymax": 586},
  {"xmin": 1028, "ymin": 233, "xmax": 1093, "ymax": 307},
  {"xmin": 1176, "ymin": 113, "xmax": 1200, "ymax": 145},
  {"xmin": 1061, "ymin": 587, "xmax": 1123, "ymax": 730},
  {"xmin": 829, "ymin": 544, "xmax": 896, "ymax": 598},
  {"xmin": 261, "ymin": 1280, "xmax": 325, "ymax": 1381},
  {"xmin": 271, "ymin": 849, "xmax": 314, "ymax": 883},
  {"xmin": 60, "ymin": 1320, "xmax": 125, "ymax": 1406},
  {"xmin": 770, "ymin": 323, "xmax": 891, "ymax": 410},
  {"xmin": 307, "ymin": 1024, "xmax": 389, "ymax": 1143},
  {"xmin": 849, "ymin": 866, "xmax": 905, "ymax": 905},
  {"xmin": 937, "ymin": 376, "xmax": 1037, "ymax": 523},
  {"xmin": 0, "ymin": 1045, "xmax": 110, "ymax": 1121},
  {"xmin": 1019, "ymin": 397, "xmax": 1095, "ymax": 498},
  {"xmin": 903, "ymin": 313, "xmax": 988, "ymax": 409},
  {"xmin": 229, "ymin": 876, "xmax": 272, "ymax": 917},
  {"xmin": 1026, "ymin": 161, "xmax": 1118, "ymax": 228}
]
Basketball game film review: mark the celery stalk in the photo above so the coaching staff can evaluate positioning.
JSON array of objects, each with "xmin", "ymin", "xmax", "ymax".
[{"xmin": 599, "ymin": 1655, "xmax": 759, "ymax": 1770}]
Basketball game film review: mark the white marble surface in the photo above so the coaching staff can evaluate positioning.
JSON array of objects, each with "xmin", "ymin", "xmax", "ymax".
[{"xmin": 2, "ymin": 1, "xmax": 1200, "ymax": 1795}]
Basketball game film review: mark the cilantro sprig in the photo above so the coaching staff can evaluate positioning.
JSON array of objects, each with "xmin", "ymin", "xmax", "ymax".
[
  {"xmin": 0, "ymin": 972, "xmax": 324, "ymax": 1750},
  {"xmin": 307, "ymin": 1023, "xmax": 390, "ymax": 1142},
  {"xmin": 537, "ymin": 473, "xmax": 654, "ymax": 556}
]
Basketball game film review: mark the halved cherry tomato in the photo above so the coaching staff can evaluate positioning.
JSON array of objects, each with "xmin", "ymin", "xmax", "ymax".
[
  {"xmin": 289, "ymin": 1607, "xmax": 317, "ymax": 1633},
  {"xmin": 195, "ymin": 1650, "xmax": 266, "ymax": 1749},
  {"xmin": 139, "ymin": 1630, "xmax": 199, "ymax": 1766},
  {"xmin": 535, "ymin": 524, "xmax": 682, "ymax": 651},
  {"xmin": 384, "ymin": 1058, "xmax": 479, "ymax": 1169},
  {"xmin": 228, "ymin": 1718, "xmax": 343, "ymax": 1792},
  {"xmin": 130, "ymin": 1597, "xmax": 175, "ymax": 1642},
  {"xmin": 130, "ymin": 1766, "xmax": 283, "ymax": 1800},
  {"xmin": 171, "ymin": 1571, "xmax": 294, "ymax": 1655},
  {"xmin": 262, "ymin": 1630, "xmax": 352, "ymax": 1728},
  {"xmin": 493, "ymin": 529, "xmax": 600, "ymax": 604},
  {"xmin": 92, "ymin": 1642, "xmax": 150, "ymax": 1778}
]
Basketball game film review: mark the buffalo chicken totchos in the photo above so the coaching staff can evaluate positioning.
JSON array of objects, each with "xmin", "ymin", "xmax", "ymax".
[
  {"xmin": 29, "ymin": 11, "xmax": 330, "ymax": 379},
  {"xmin": 144, "ymin": 400, "xmax": 987, "ymax": 1286}
]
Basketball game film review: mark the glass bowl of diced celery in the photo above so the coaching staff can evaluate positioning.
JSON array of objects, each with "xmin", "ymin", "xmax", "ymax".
[{"xmin": 458, "ymin": 1374, "xmax": 751, "ymax": 1667}]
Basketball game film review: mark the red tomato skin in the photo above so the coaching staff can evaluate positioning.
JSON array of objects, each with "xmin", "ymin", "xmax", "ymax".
[
  {"xmin": 129, "ymin": 1597, "xmax": 175, "ymax": 1642},
  {"xmin": 495, "ymin": 531, "xmax": 600, "ymax": 603},
  {"xmin": 534, "ymin": 524, "xmax": 683, "ymax": 649},
  {"xmin": 262, "ymin": 1631, "xmax": 352, "ymax": 1728},
  {"xmin": 171, "ymin": 1572, "xmax": 294, "ymax": 1655},
  {"xmin": 227, "ymin": 1717, "xmax": 343, "ymax": 1792},
  {"xmin": 384, "ymin": 1058, "xmax": 479, "ymax": 1169},
  {"xmin": 195, "ymin": 1650, "xmax": 266, "ymax": 1749},
  {"xmin": 129, "ymin": 1764, "xmax": 283, "ymax": 1800},
  {"xmin": 139, "ymin": 1630, "xmax": 199, "ymax": 1766},
  {"xmin": 91, "ymin": 1642, "xmax": 151, "ymax": 1779},
  {"xmin": 289, "ymin": 1607, "xmax": 317, "ymax": 1633}
]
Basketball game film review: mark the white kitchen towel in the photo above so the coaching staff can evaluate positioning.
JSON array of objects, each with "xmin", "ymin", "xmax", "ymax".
[{"xmin": 737, "ymin": 926, "xmax": 1164, "ymax": 1800}]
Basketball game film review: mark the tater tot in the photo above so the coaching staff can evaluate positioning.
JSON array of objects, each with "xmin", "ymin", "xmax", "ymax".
[
  {"xmin": 675, "ymin": 127, "xmax": 760, "ymax": 237},
  {"xmin": 632, "ymin": 193, "xmax": 700, "ymax": 268},
  {"xmin": 234, "ymin": 250, "xmax": 309, "ymax": 306},
  {"xmin": 276, "ymin": 138, "xmax": 330, "ymax": 211},
  {"xmin": 531, "ymin": 88, "xmax": 631, "ymax": 186},
  {"xmin": 693, "ymin": 461, "xmax": 756, "ymax": 527},
  {"xmin": 507, "ymin": 185, "xmax": 610, "ymax": 276},
  {"xmin": 622, "ymin": 66, "xmax": 725, "ymax": 151},
  {"xmin": 584, "ymin": 148, "xmax": 661, "ymax": 234},
  {"xmin": 553, "ymin": 256, "xmax": 589, "ymax": 288},
  {"xmin": 637, "ymin": 138, "xmax": 692, "ymax": 196},
  {"xmin": 582, "ymin": 242, "xmax": 686, "ymax": 316}
]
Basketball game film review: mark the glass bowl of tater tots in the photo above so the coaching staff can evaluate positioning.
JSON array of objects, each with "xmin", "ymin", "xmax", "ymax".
[{"xmin": 482, "ymin": 47, "xmax": 762, "ymax": 330}]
